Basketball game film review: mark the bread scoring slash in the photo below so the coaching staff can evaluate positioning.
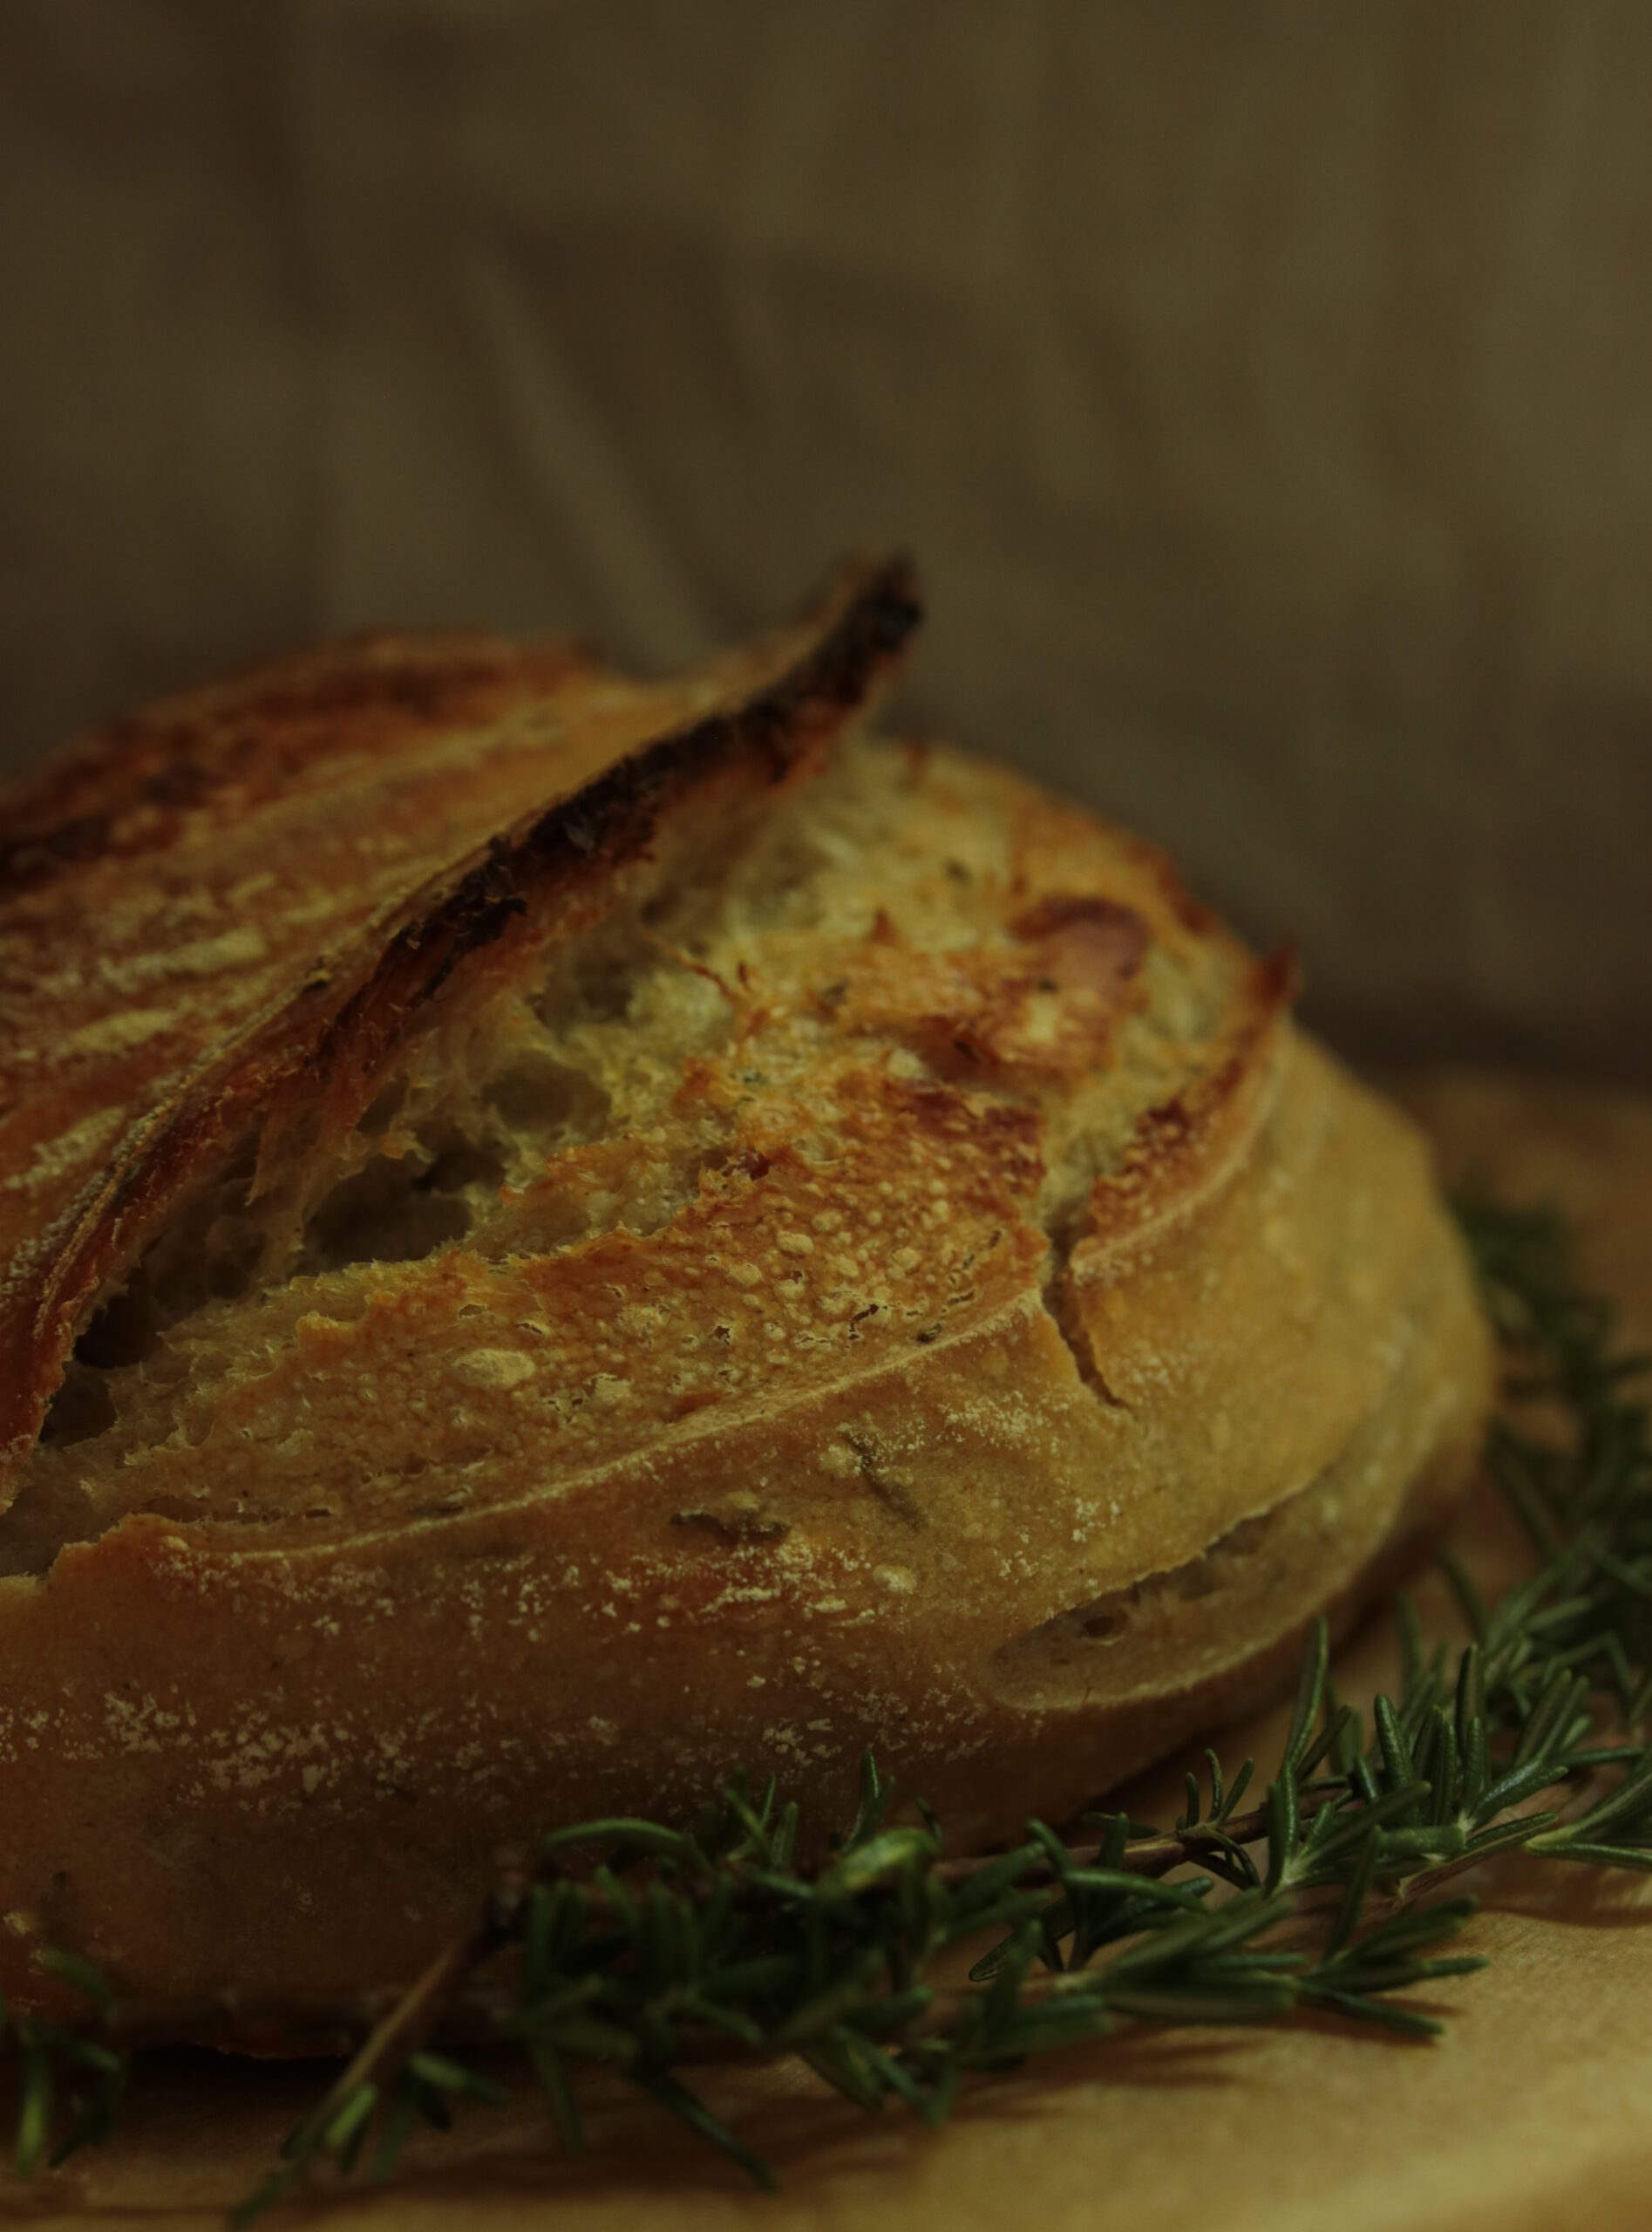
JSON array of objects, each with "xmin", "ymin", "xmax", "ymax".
[{"xmin": 0, "ymin": 561, "xmax": 1491, "ymax": 2018}]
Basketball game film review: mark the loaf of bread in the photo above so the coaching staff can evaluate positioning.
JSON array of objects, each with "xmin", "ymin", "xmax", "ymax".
[{"xmin": 0, "ymin": 560, "xmax": 1491, "ymax": 2017}]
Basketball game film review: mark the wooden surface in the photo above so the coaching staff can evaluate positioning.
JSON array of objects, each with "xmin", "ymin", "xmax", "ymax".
[{"xmin": 6, "ymin": 1067, "xmax": 1651, "ymax": 2232}]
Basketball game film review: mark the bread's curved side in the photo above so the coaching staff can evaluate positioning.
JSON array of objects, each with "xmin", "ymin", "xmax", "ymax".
[{"xmin": 0, "ymin": 1026, "xmax": 1489, "ymax": 2013}]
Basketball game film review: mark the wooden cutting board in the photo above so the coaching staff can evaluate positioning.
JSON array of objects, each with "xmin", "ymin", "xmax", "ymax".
[{"xmin": 8, "ymin": 1068, "xmax": 1651, "ymax": 2232}]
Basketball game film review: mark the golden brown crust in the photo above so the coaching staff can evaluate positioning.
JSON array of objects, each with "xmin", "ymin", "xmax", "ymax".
[
  {"xmin": 0, "ymin": 564, "xmax": 1491, "ymax": 2019},
  {"xmin": 0, "ymin": 557, "xmax": 921, "ymax": 1485}
]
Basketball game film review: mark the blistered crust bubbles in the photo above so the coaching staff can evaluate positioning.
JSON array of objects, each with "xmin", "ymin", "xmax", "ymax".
[
  {"xmin": 0, "ymin": 685, "xmax": 1260, "ymax": 1575},
  {"xmin": 0, "ymin": 559, "xmax": 922, "ymax": 1520}
]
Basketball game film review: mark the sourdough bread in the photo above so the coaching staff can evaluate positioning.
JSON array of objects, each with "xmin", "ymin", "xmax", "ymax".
[{"xmin": 0, "ymin": 561, "xmax": 1491, "ymax": 2013}]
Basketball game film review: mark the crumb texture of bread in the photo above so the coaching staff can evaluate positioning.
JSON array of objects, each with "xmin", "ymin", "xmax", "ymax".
[{"xmin": 0, "ymin": 561, "xmax": 1491, "ymax": 2015}]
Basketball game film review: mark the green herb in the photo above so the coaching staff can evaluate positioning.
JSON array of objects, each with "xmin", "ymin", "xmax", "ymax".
[
  {"xmin": 0, "ymin": 1983, "xmax": 126, "ymax": 2179},
  {"xmin": 6, "ymin": 1194, "xmax": 1650, "ymax": 2221}
]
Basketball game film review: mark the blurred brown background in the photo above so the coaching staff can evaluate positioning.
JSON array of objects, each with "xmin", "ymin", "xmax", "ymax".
[{"xmin": 1, "ymin": 1, "xmax": 1649, "ymax": 1079}]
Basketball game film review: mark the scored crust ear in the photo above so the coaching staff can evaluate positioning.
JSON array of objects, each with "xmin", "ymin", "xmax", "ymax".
[{"xmin": 0, "ymin": 556, "xmax": 922, "ymax": 1507}]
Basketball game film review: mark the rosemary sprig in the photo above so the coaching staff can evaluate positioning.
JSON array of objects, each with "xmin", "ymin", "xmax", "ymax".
[
  {"xmin": 0, "ymin": 1952, "xmax": 126, "ymax": 2179},
  {"xmin": 6, "ymin": 1194, "xmax": 1650, "ymax": 2220}
]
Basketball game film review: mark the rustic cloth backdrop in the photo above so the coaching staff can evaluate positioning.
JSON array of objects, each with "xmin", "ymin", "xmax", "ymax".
[{"xmin": 2, "ymin": 1, "xmax": 1649, "ymax": 1078}]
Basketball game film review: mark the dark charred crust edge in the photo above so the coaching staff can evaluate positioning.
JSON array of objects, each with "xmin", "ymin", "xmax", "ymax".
[
  {"xmin": 301, "ymin": 557, "xmax": 921, "ymax": 1095},
  {"xmin": 0, "ymin": 637, "xmax": 596, "ymax": 892},
  {"xmin": 1, "ymin": 558, "xmax": 922, "ymax": 1487}
]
